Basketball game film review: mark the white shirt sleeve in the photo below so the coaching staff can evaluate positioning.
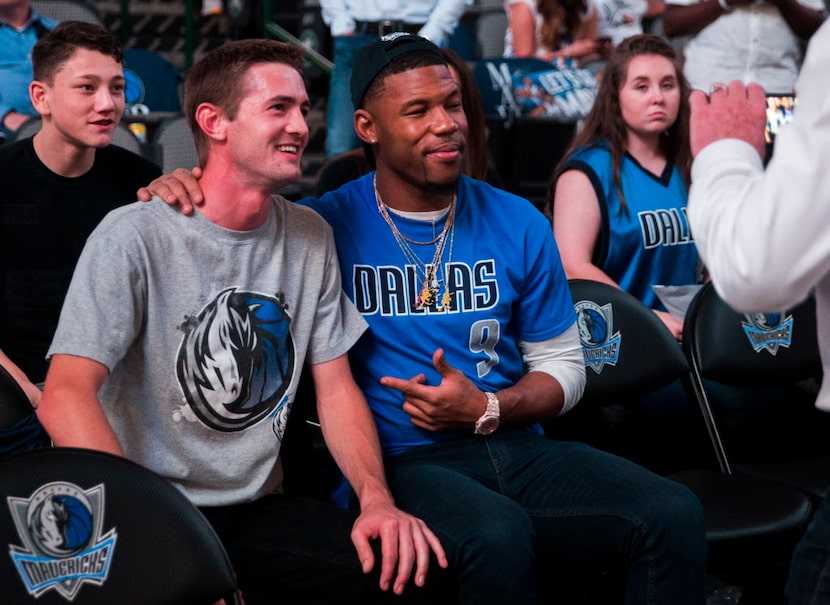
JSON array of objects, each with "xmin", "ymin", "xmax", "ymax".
[
  {"xmin": 320, "ymin": 0, "xmax": 472, "ymax": 40},
  {"xmin": 519, "ymin": 322, "xmax": 586, "ymax": 415},
  {"xmin": 419, "ymin": 0, "xmax": 473, "ymax": 43},
  {"xmin": 319, "ymin": 0, "xmax": 355, "ymax": 36},
  {"xmin": 687, "ymin": 20, "xmax": 830, "ymax": 313}
]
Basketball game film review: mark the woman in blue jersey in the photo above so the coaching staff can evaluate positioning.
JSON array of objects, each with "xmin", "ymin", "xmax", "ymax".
[{"xmin": 549, "ymin": 34, "xmax": 697, "ymax": 340}]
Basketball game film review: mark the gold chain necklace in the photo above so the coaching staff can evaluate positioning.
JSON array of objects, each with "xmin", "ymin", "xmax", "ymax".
[{"xmin": 373, "ymin": 175, "xmax": 456, "ymax": 310}]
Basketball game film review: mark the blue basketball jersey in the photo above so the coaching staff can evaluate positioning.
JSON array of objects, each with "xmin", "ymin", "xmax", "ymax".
[
  {"xmin": 561, "ymin": 144, "xmax": 699, "ymax": 309},
  {"xmin": 302, "ymin": 174, "xmax": 575, "ymax": 455}
]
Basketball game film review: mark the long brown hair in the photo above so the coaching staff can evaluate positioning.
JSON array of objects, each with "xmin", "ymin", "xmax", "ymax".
[
  {"xmin": 550, "ymin": 34, "xmax": 692, "ymax": 214},
  {"xmin": 537, "ymin": 0, "xmax": 589, "ymax": 51}
]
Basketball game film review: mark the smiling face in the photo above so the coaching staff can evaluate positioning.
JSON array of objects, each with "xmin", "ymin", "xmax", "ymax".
[
  {"xmin": 618, "ymin": 54, "xmax": 680, "ymax": 142},
  {"xmin": 223, "ymin": 62, "xmax": 309, "ymax": 190},
  {"xmin": 360, "ymin": 64, "xmax": 467, "ymax": 209},
  {"xmin": 34, "ymin": 48, "xmax": 125, "ymax": 149}
]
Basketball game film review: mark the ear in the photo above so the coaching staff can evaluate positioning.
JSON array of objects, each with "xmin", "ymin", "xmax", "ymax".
[
  {"xmin": 29, "ymin": 81, "xmax": 49, "ymax": 116},
  {"xmin": 353, "ymin": 108, "xmax": 377, "ymax": 145},
  {"xmin": 194, "ymin": 102, "xmax": 227, "ymax": 144}
]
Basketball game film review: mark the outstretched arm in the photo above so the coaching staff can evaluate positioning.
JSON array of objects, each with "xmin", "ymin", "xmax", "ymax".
[{"xmin": 312, "ymin": 355, "xmax": 447, "ymax": 595}]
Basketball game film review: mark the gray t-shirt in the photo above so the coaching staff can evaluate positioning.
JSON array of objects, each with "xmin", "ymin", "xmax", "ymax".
[{"xmin": 48, "ymin": 197, "xmax": 366, "ymax": 506}]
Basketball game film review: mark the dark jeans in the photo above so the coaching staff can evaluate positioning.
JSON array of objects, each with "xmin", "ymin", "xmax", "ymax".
[
  {"xmin": 201, "ymin": 493, "xmax": 449, "ymax": 605},
  {"xmin": 786, "ymin": 492, "xmax": 830, "ymax": 605},
  {"xmin": 201, "ymin": 494, "xmax": 365, "ymax": 604},
  {"xmin": 384, "ymin": 430, "xmax": 707, "ymax": 605}
]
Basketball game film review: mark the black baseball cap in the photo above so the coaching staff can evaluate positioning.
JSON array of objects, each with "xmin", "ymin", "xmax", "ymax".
[{"xmin": 350, "ymin": 33, "xmax": 445, "ymax": 109}]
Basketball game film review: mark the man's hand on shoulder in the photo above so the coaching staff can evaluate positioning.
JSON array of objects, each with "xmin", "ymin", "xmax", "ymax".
[
  {"xmin": 690, "ymin": 80, "xmax": 767, "ymax": 159},
  {"xmin": 137, "ymin": 167, "xmax": 205, "ymax": 214},
  {"xmin": 351, "ymin": 497, "xmax": 447, "ymax": 595}
]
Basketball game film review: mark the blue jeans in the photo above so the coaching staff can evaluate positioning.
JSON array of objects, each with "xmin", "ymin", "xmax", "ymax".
[
  {"xmin": 326, "ymin": 34, "xmax": 376, "ymax": 158},
  {"xmin": 786, "ymin": 492, "xmax": 830, "ymax": 604},
  {"xmin": 384, "ymin": 430, "xmax": 707, "ymax": 605}
]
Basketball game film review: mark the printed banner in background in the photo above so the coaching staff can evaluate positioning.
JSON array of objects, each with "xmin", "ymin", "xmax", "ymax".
[
  {"xmin": 473, "ymin": 57, "xmax": 599, "ymax": 122},
  {"xmin": 511, "ymin": 67, "xmax": 597, "ymax": 119}
]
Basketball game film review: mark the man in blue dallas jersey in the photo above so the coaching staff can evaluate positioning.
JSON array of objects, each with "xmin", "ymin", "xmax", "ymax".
[{"xmin": 302, "ymin": 34, "xmax": 707, "ymax": 604}]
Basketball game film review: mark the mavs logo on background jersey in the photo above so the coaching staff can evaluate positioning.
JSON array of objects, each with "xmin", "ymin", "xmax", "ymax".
[
  {"xmin": 177, "ymin": 287, "xmax": 296, "ymax": 433},
  {"xmin": 575, "ymin": 300, "xmax": 621, "ymax": 373},
  {"xmin": 741, "ymin": 312, "xmax": 794, "ymax": 355},
  {"xmin": 8, "ymin": 482, "xmax": 116, "ymax": 600}
]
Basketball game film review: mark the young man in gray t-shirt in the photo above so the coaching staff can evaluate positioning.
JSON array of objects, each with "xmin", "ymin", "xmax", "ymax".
[{"xmin": 38, "ymin": 39, "xmax": 445, "ymax": 604}]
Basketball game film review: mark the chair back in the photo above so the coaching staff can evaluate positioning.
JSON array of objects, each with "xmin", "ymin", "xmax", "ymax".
[
  {"xmin": 683, "ymin": 282, "xmax": 827, "ymax": 478},
  {"xmin": 684, "ymin": 282, "xmax": 822, "ymax": 388},
  {"xmin": 31, "ymin": 0, "xmax": 102, "ymax": 24},
  {"xmin": 570, "ymin": 279, "xmax": 691, "ymax": 402},
  {"xmin": 155, "ymin": 115, "xmax": 199, "ymax": 173},
  {"xmin": 13, "ymin": 118, "xmax": 142, "ymax": 155},
  {"xmin": 313, "ymin": 148, "xmax": 370, "ymax": 196},
  {"xmin": 13, "ymin": 118, "xmax": 43, "ymax": 142},
  {"xmin": 0, "ymin": 447, "xmax": 240, "ymax": 604},
  {"xmin": 123, "ymin": 48, "xmax": 183, "ymax": 114},
  {"xmin": 569, "ymin": 279, "xmax": 731, "ymax": 472}
]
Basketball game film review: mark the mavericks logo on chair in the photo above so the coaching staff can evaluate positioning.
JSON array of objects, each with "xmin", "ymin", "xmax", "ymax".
[
  {"xmin": 7, "ymin": 481, "xmax": 117, "ymax": 601},
  {"xmin": 741, "ymin": 312, "xmax": 794, "ymax": 355},
  {"xmin": 575, "ymin": 300, "xmax": 621, "ymax": 373}
]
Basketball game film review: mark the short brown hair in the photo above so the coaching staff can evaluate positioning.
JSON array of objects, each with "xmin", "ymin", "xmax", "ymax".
[
  {"xmin": 32, "ymin": 21, "xmax": 123, "ymax": 85},
  {"xmin": 184, "ymin": 39, "xmax": 304, "ymax": 167}
]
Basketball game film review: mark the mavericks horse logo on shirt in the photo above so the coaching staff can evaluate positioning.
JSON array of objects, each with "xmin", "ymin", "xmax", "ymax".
[{"xmin": 176, "ymin": 287, "xmax": 296, "ymax": 435}]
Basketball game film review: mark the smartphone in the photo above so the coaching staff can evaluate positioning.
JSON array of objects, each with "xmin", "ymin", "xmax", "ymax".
[{"xmin": 765, "ymin": 93, "xmax": 796, "ymax": 145}]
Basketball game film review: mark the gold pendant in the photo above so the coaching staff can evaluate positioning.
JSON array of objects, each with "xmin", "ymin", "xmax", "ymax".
[
  {"xmin": 417, "ymin": 283, "xmax": 437, "ymax": 309},
  {"xmin": 437, "ymin": 290, "xmax": 453, "ymax": 311}
]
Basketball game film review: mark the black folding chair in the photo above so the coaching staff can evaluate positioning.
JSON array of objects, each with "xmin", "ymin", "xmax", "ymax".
[
  {"xmin": 684, "ymin": 282, "xmax": 830, "ymax": 502},
  {"xmin": 567, "ymin": 279, "xmax": 812, "ymax": 581},
  {"xmin": 0, "ymin": 447, "xmax": 241, "ymax": 604}
]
